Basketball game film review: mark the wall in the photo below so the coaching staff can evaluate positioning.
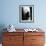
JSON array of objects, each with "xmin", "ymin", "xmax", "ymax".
[
  {"xmin": 0, "ymin": 0, "xmax": 46, "ymax": 44},
  {"xmin": 0, "ymin": 0, "xmax": 46, "ymax": 29}
]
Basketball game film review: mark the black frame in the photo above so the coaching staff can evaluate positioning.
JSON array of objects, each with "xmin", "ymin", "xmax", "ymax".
[{"xmin": 19, "ymin": 5, "xmax": 34, "ymax": 23}]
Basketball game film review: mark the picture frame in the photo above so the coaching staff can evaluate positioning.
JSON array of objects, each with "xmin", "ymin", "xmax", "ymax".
[{"xmin": 19, "ymin": 5, "xmax": 34, "ymax": 23}]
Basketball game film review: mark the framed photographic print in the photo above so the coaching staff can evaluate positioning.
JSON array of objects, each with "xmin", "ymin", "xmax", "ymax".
[{"xmin": 19, "ymin": 5, "xmax": 34, "ymax": 23}]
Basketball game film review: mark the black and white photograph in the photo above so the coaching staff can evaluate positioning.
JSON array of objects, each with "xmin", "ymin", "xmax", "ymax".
[{"xmin": 19, "ymin": 5, "xmax": 34, "ymax": 23}]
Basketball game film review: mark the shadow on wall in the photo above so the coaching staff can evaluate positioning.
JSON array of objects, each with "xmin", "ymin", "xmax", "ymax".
[{"xmin": 0, "ymin": 24, "xmax": 7, "ymax": 43}]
